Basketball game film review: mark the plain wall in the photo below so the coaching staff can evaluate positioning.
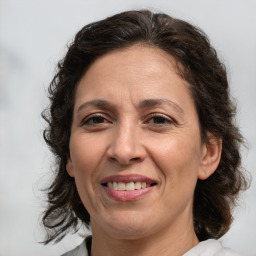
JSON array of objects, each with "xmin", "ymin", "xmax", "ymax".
[{"xmin": 0, "ymin": 0, "xmax": 255, "ymax": 255}]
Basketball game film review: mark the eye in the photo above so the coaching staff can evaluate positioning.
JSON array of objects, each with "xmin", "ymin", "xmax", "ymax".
[
  {"xmin": 149, "ymin": 116, "xmax": 171, "ymax": 124},
  {"xmin": 147, "ymin": 114, "xmax": 173, "ymax": 125},
  {"xmin": 81, "ymin": 114, "xmax": 110, "ymax": 126}
]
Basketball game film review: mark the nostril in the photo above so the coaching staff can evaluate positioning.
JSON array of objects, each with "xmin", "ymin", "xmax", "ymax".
[{"xmin": 131, "ymin": 157, "xmax": 140, "ymax": 161}]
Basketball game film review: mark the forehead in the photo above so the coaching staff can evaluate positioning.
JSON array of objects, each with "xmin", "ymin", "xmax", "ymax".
[
  {"xmin": 74, "ymin": 45, "xmax": 194, "ymax": 112},
  {"xmin": 83, "ymin": 45, "xmax": 180, "ymax": 83}
]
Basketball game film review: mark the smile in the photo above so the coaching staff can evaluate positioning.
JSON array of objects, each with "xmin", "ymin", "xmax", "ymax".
[
  {"xmin": 101, "ymin": 174, "xmax": 157, "ymax": 201},
  {"xmin": 104, "ymin": 181, "xmax": 150, "ymax": 191}
]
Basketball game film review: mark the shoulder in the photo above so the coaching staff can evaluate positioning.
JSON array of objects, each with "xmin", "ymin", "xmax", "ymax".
[
  {"xmin": 183, "ymin": 239, "xmax": 241, "ymax": 256},
  {"xmin": 61, "ymin": 237, "xmax": 240, "ymax": 256},
  {"xmin": 61, "ymin": 238, "xmax": 89, "ymax": 256}
]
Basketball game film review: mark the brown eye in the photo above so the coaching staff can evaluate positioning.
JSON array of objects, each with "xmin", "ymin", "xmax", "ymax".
[
  {"xmin": 147, "ymin": 114, "xmax": 172, "ymax": 125},
  {"xmin": 151, "ymin": 116, "xmax": 171, "ymax": 124},
  {"xmin": 82, "ymin": 114, "xmax": 108, "ymax": 126}
]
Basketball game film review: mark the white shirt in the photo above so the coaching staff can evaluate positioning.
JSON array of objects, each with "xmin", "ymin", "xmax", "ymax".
[
  {"xmin": 183, "ymin": 239, "xmax": 240, "ymax": 256},
  {"xmin": 61, "ymin": 238, "xmax": 240, "ymax": 256}
]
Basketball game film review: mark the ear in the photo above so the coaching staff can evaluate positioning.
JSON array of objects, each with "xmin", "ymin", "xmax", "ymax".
[
  {"xmin": 198, "ymin": 135, "xmax": 222, "ymax": 180},
  {"xmin": 66, "ymin": 158, "xmax": 75, "ymax": 177}
]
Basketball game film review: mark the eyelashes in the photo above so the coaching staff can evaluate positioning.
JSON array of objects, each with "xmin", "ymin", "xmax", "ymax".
[
  {"xmin": 81, "ymin": 113, "xmax": 111, "ymax": 126},
  {"xmin": 80, "ymin": 112, "xmax": 176, "ymax": 130},
  {"xmin": 146, "ymin": 113, "xmax": 173, "ymax": 125}
]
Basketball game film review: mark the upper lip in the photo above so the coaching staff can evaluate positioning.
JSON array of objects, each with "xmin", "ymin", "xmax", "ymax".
[{"xmin": 100, "ymin": 174, "xmax": 157, "ymax": 185}]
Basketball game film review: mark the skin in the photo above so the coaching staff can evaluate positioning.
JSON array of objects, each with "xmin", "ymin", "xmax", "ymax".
[{"xmin": 67, "ymin": 45, "xmax": 222, "ymax": 256}]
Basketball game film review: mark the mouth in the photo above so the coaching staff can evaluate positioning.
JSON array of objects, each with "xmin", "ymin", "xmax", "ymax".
[
  {"xmin": 102, "ymin": 181, "xmax": 157, "ymax": 191},
  {"xmin": 100, "ymin": 174, "xmax": 157, "ymax": 201}
]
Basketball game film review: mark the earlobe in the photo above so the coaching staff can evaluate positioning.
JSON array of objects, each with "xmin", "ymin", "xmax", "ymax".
[
  {"xmin": 66, "ymin": 159, "xmax": 75, "ymax": 177},
  {"xmin": 198, "ymin": 136, "xmax": 222, "ymax": 180}
]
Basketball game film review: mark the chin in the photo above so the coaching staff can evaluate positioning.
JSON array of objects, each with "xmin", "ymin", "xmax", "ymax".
[
  {"xmin": 106, "ymin": 224, "xmax": 153, "ymax": 240},
  {"xmin": 97, "ymin": 211, "xmax": 156, "ymax": 240}
]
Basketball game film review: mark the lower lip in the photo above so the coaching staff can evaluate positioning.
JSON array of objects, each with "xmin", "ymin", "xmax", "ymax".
[{"xmin": 102, "ymin": 186, "xmax": 155, "ymax": 202}]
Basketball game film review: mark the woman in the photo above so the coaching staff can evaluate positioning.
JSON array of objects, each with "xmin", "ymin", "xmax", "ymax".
[{"xmin": 42, "ymin": 10, "xmax": 248, "ymax": 256}]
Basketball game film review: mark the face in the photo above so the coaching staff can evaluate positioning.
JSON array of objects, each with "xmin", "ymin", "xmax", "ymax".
[{"xmin": 67, "ymin": 45, "xmax": 216, "ymax": 240}]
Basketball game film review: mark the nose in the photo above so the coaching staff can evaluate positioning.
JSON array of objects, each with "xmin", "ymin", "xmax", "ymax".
[{"xmin": 106, "ymin": 122, "xmax": 146, "ymax": 166}]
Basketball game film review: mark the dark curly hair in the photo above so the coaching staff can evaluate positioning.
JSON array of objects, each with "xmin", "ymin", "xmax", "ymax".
[{"xmin": 42, "ymin": 9, "xmax": 248, "ymax": 244}]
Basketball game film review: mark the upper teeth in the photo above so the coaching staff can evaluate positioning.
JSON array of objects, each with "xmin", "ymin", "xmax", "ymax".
[{"xmin": 107, "ymin": 181, "xmax": 149, "ymax": 191}]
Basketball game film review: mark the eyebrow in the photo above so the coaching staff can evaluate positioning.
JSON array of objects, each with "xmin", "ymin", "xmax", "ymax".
[
  {"xmin": 77, "ymin": 98, "xmax": 183, "ymax": 114},
  {"xmin": 77, "ymin": 99, "xmax": 114, "ymax": 112},
  {"xmin": 139, "ymin": 99, "xmax": 184, "ymax": 113}
]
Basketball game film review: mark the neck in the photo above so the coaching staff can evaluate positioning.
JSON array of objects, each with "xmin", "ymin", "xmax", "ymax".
[{"xmin": 90, "ymin": 215, "xmax": 199, "ymax": 256}]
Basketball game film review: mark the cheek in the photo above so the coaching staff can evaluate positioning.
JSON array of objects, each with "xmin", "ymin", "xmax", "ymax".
[
  {"xmin": 145, "ymin": 134, "xmax": 202, "ymax": 219},
  {"xmin": 69, "ymin": 133, "xmax": 107, "ymax": 196},
  {"xmin": 70, "ymin": 133, "xmax": 105, "ymax": 171},
  {"xmin": 149, "ymin": 134, "xmax": 201, "ymax": 189},
  {"xmin": 69, "ymin": 134, "xmax": 108, "ymax": 213}
]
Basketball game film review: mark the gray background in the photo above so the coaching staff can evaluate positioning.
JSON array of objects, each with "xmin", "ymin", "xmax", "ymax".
[{"xmin": 0, "ymin": 0, "xmax": 255, "ymax": 255}]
